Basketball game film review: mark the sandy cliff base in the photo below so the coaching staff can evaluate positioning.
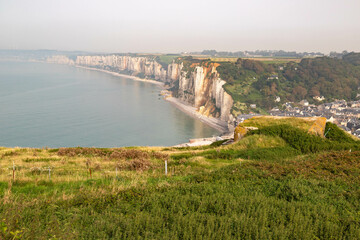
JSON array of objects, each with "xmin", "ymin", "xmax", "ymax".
[{"xmin": 165, "ymin": 97, "xmax": 229, "ymax": 133}]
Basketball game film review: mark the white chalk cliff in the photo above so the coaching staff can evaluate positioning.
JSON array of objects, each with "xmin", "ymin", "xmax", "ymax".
[{"xmin": 47, "ymin": 55, "xmax": 234, "ymax": 128}]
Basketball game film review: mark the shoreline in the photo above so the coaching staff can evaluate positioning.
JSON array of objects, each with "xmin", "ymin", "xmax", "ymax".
[
  {"xmin": 165, "ymin": 97, "xmax": 229, "ymax": 133},
  {"xmin": 75, "ymin": 65, "xmax": 229, "ymax": 134},
  {"xmin": 74, "ymin": 65, "xmax": 165, "ymax": 87}
]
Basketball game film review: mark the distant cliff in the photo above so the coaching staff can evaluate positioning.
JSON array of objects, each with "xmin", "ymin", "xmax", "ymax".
[
  {"xmin": 47, "ymin": 55, "xmax": 234, "ymax": 128},
  {"xmin": 75, "ymin": 55, "xmax": 167, "ymax": 82},
  {"xmin": 169, "ymin": 61, "xmax": 233, "ymax": 122}
]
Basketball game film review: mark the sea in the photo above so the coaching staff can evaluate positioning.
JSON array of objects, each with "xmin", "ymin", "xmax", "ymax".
[{"xmin": 0, "ymin": 61, "xmax": 219, "ymax": 148}]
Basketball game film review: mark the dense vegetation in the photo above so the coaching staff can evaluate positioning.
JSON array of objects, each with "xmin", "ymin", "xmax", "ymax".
[
  {"xmin": 199, "ymin": 49, "xmax": 324, "ymax": 58},
  {"xmin": 1, "ymin": 118, "xmax": 360, "ymax": 239},
  {"xmin": 216, "ymin": 53, "xmax": 360, "ymax": 114}
]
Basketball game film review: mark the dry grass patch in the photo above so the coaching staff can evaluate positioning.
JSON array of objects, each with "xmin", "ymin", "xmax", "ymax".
[{"xmin": 240, "ymin": 116, "xmax": 319, "ymax": 132}]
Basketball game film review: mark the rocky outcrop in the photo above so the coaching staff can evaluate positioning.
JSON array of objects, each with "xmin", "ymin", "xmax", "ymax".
[
  {"xmin": 49, "ymin": 54, "xmax": 234, "ymax": 129},
  {"xmin": 75, "ymin": 55, "xmax": 167, "ymax": 81},
  {"xmin": 167, "ymin": 62, "xmax": 182, "ymax": 82},
  {"xmin": 176, "ymin": 63, "xmax": 234, "ymax": 123}
]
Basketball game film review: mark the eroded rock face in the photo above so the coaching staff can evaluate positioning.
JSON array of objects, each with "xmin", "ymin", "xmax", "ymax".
[
  {"xmin": 167, "ymin": 62, "xmax": 182, "ymax": 83},
  {"xmin": 49, "ymin": 55, "xmax": 234, "ymax": 127},
  {"xmin": 75, "ymin": 55, "xmax": 168, "ymax": 81},
  {"xmin": 176, "ymin": 63, "xmax": 234, "ymax": 122}
]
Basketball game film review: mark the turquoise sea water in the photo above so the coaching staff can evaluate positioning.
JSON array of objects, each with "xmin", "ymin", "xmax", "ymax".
[{"xmin": 0, "ymin": 61, "xmax": 219, "ymax": 147}]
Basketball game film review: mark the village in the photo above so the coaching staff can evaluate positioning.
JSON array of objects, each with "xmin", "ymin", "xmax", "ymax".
[{"xmin": 237, "ymin": 98, "xmax": 360, "ymax": 138}]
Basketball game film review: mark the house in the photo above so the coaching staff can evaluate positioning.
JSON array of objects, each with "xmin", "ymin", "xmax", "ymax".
[
  {"xmin": 350, "ymin": 101, "xmax": 360, "ymax": 108},
  {"xmin": 299, "ymin": 100, "xmax": 309, "ymax": 106},
  {"xmin": 268, "ymin": 74, "xmax": 279, "ymax": 80},
  {"xmin": 275, "ymin": 96, "xmax": 281, "ymax": 102},
  {"xmin": 323, "ymin": 103, "xmax": 332, "ymax": 110},
  {"xmin": 284, "ymin": 102, "xmax": 294, "ymax": 109},
  {"xmin": 353, "ymin": 129, "xmax": 360, "ymax": 138},
  {"xmin": 340, "ymin": 126, "xmax": 352, "ymax": 134},
  {"xmin": 313, "ymin": 96, "xmax": 325, "ymax": 101},
  {"xmin": 250, "ymin": 104, "xmax": 256, "ymax": 109}
]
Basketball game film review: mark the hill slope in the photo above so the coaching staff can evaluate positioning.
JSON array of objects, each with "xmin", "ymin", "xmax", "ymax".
[
  {"xmin": 1, "ymin": 118, "xmax": 360, "ymax": 239},
  {"xmin": 215, "ymin": 53, "xmax": 360, "ymax": 114}
]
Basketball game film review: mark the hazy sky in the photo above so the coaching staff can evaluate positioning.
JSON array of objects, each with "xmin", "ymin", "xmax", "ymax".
[{"xmin": 0, "ymin": 0, "xmax": 359, "ymax": 53}]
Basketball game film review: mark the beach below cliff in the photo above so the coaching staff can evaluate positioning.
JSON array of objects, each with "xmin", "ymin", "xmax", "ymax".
[
  {"xmin": 75, "ymin": 65, "xmax": 165, "ymax": 86},
  {"xmin": 165, "ymin": 97, "xmax": 229, "ymax": 133}
]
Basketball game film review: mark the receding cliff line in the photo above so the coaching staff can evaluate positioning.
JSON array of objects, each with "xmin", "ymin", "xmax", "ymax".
[{"xmin": 47, "ymin": 55, "xmax": 234, "ymax": 131}]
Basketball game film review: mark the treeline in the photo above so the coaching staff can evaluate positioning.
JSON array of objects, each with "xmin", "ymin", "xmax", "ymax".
[
  {"xmin": 195, "ymin": 50, "xmax": 324, "ymax": 58},
  {"xmin": 216, "ymin": 53, "xmax": 360, "ymax": 111}
]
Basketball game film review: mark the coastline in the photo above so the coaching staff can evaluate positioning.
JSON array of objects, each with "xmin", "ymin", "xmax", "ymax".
[
  {"xmin": 75, "ymin": 65, "xmax": 165, "ymax": 86},
  {"xmin": 75, "ymin": 65, "xmax": 229, "ymax": 134},
  {"xmin": 165, "ymin": 97, "xmax": 229, "ymax": 133}
]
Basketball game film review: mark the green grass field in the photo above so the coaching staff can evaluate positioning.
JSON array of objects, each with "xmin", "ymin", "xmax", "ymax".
[{"xmin": 1, "ymin": 118, "xmax": 360, "ymax": 239}]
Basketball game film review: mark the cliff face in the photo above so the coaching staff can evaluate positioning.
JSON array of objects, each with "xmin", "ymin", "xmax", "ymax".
[
  {"xmin": 75, "ymin": 55, "xmax": 167, "ymax": 81},
  {"xmin": 175, "ymin": 63, "xmax": 233, "ymax": 122},
  {"xmin": 48, "ymin": 54, "xmax": 234, "ymax": 127}
]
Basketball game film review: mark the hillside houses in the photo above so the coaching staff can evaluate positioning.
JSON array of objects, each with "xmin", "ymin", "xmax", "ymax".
[{"xmin": 269, "ymin": 100, "xmax": 360, "ymax": 138}]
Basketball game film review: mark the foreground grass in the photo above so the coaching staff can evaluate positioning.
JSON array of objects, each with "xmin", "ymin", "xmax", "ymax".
[{"xmin": 1, "ymin": 122, "xmax": 360, "ymax": 239}]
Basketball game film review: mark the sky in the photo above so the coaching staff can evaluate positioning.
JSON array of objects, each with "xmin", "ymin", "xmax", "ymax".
[{"xmin": 0, "ymin": 0, "xmax": 359, "ymax": 53}]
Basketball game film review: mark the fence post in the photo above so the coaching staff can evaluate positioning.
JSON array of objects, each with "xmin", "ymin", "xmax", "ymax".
[
  {"xmin": 48, "ymin": 167, "xmax": 51, "ymax": 181},
  {"xmin": 116, "ymin": 167, "xmax": 118, "ymax": 178},
  {"xmin": 12, "ymin": 161, "xmax": 15, "ymax": 181},
  {"xmin": 165, "ymin": 160, "xmax": 168, "ymax": 176},
  {"xmin": 89, "ymin": 168, "xmax": 92, "ymax": 178}
]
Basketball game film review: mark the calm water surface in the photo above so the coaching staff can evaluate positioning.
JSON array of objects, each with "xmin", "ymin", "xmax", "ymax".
[{"xmin": 0, "ymin": 61, "xmax": 219, "ymax": 147}]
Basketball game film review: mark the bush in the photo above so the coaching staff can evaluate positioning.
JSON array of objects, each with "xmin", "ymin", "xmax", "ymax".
[
  {"xmin": 324, "ymin": 122, "xmax": 356, "ymax": 143},
  {"xmin": 248, "ymin": 124, "xmax": 360, "ymax": 154}
]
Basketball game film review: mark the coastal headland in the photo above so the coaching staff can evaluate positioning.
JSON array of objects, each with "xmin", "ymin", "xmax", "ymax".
[
  {"xmin": 47, "ymin": 54, "xmax": 235, "ymax": 135},
  {"xmin": 76, "ymin": 65, "xmax": 229, "ymax": 133}
]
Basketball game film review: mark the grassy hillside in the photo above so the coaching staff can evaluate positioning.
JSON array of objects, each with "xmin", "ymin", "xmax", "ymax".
[
  {"xmin": 1, "ymin": 118, "xmax": 360, "ymax": 239},
  {"xmin": 215, "ymin": 53, "xmax": 360, "ymax": 114}
]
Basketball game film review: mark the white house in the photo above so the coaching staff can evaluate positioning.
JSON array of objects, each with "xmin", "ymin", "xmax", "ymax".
[
  {"xmin": 313, "ymin": 96, "xmax": 325, "ymax": 101},
  {"xmin": 300, "ymin": 100, "xmax": 309, "ymax": 106}
]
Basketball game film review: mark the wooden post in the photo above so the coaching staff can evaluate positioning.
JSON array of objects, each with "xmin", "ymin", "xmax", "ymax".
[
  {"xmin": 89, "ymin": 168, "xmax": 92, "ymax": 178},
  {"xmin": 116, "ymin": 167, "xmax": 118, "ymax": 178},
  {"xmin": 165, "ymin": 160, "xmax": 168, "ymax": 176},
  {"xmin": 48, "ymin": 167, "xmax": 51, "ymax": 181},
  {"xmin": 12, "ymin": 161, "xmax": 15, "ymax": 181}
]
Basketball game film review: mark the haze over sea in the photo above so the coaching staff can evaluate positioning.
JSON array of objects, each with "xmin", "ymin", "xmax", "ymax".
[{"xmin": 0, "ymin": 61, "xmax": 219, "ymax": 148}]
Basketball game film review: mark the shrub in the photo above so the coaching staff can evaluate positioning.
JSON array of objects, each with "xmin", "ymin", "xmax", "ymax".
[
  {"xmin": 128, "ymin": 159, "xmax": 152, "ymax": 171},
  {"xmin": 324, "ymin": 122, "xmax": 356, "ymax": 143},
  {"xmin": 116, "ymin": 159, "xmax": 152, "ymax": 171},
  {"xmin": 248, "ymin": 124, "xmax": 360, "ymax": 154},
  {"xmin": 30, "ymin": 167, "xmax": 42, "ymax": 175},
  {"xmin": 57, "ymin": 147, "xmax": 107, "ymax": 157},
  {"xmin": 109, "ymin": 149, "xmax": 149, "ymax": 160},
  {"xmin": 151, "ymin": 152, "xmax": 168, "ymax": 160}
]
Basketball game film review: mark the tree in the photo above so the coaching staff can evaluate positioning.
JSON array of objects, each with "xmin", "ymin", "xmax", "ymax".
[
  {"xmin": 293, "ymin": 86, "xmax": 307, "ymax": 100},
  {"xmin": 309, "ymin": 86, "xmax": 320, "ymax": 97}
]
